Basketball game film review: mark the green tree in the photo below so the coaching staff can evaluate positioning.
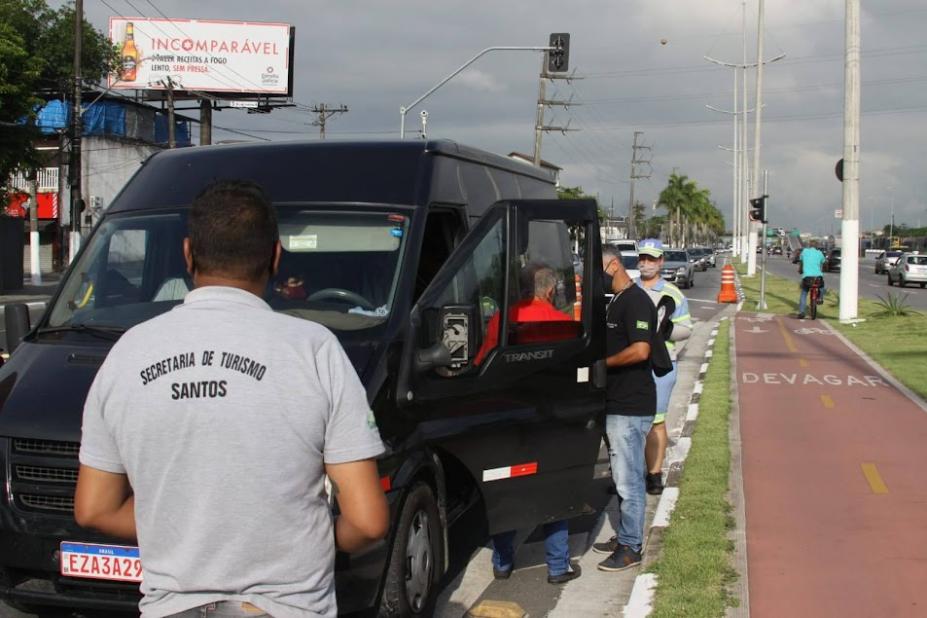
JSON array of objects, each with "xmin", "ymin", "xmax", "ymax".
[
  {"xmin": 656, "ymin": 172, "xmax": 724, "ymax": 246},
  {"xmin": 557, "ymin": 185, "xmax": 606, "ymax": 221},
  {"xmin": 0, "ymin": 0, "xmax": 119, "ymax": 200}
]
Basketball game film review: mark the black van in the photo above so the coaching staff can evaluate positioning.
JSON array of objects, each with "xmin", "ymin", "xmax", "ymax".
[{"xmin": 0, "ymin": 140, "xmax": 607, "ymax": 616}]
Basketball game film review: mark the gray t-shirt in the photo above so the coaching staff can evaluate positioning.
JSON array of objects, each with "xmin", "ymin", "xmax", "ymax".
[{"xmin": 79, "ymin": 286, "xmax": 385, "ymax": 618}]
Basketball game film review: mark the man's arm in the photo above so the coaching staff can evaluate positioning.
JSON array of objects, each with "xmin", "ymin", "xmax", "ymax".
[
  {"xmin": 74, "ymin": 465, "xmax": 136, "ymax": 540},
  {"xmin": 326, "ymin": 459, "xmax": 389, "ymax": 553},
  {"xmin": 606, "ymin": 341, "xmax": 651, "ymax": 368}
]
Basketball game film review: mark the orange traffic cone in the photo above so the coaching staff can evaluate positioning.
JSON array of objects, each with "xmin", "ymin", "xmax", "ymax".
[
  {"xmin": 717, "ymin": 263, "xmax": 738, "ymax": 303},
  {"xmin": 573, "ymin": 274, "xmax": 583, "ymax": 320}
]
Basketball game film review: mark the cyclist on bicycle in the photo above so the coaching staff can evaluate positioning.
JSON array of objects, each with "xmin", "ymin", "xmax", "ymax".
[{"xmin": 797, "ymin": 240, "xmax": 826, "ymax": 319}]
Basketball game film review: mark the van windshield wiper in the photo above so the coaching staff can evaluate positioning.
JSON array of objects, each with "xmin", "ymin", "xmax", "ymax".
[{"xmin": 34, "ymin": 324, "xmax": 127, "ymax": 341}]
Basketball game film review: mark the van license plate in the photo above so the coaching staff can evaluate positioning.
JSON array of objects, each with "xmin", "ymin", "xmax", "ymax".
[{"xmin": 60, "ymin": 542, "xmax": 143, "ymax": 582}]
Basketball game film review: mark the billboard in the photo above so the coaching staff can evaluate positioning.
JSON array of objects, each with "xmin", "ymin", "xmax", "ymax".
[{"xmin": 108, "ymin": 17, "xmax": 293, "ymax": 95}]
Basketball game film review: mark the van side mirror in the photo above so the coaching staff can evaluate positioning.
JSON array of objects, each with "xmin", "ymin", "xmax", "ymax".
[
  {"xmin": 4, "ymin": 303, "xmax": 31, "ymax": 354},
  {"xmin": 414, "ymin": 304, "xmax": 477, "ymax": 373}
]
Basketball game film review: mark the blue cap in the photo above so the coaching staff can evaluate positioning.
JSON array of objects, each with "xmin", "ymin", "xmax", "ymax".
[{"xmin": 639, "ymin": 238, "xmax": 664, "ymax": 258}]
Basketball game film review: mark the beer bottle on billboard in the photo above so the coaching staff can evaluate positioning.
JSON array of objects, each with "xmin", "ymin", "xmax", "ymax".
[{"xmin": 122, "ymin": 22, "xmax": 138, "ymax": 82}]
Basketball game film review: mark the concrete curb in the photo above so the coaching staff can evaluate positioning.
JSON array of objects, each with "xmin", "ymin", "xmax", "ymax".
[
  {"xmin": 623, "ymin": 314, "xmax": 729, "ymax": 617},
  {"xmin": 725, "ymin": 313, "xmax": 750, "ymax": 618}
]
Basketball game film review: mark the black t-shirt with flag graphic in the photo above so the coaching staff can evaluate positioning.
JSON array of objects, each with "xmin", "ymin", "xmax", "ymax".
[{"xmin": 605, "ymin": 283, "xmax": 657, "ymax": 415}]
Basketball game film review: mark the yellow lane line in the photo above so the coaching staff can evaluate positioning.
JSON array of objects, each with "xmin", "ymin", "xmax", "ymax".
[
  {"xmin": 820, "ymin": 394, "xmax": 835, "ymax": 409},
  {"xmin": 776, "ymin": 317, "xmax": 799, "ymax": 353},
  {"xmin": 861, "ymin": 463, "xmax": 889, "ymax": 494}
]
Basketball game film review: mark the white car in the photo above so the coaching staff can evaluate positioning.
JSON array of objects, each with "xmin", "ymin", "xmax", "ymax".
[
  {"xmin": 621, "ymin": 251, "xmax": 641, "ymax": 280},
  {"xmin": 887, "ymin": 252, "xmax": 927, "ymax": 288}
]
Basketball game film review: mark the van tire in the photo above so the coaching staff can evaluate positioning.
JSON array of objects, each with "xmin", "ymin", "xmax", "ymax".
[{"xmin": 379, "ymin": 483, "xmax": 443, "ymax": 617}]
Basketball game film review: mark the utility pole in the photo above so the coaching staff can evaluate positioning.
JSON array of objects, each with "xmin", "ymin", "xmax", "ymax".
[
  {"xmin": 740, "ymin": 0, "xmax": 750, "ymax": 263},
  {"xmin": 627, "ymin": 131, "xmax": 651, "ymax": 238},
  {"xmin": 311, "ymin": 104, "xmax": 349, "ymax": 139},
  {"xmin": 840, "ymin": 0, "xmax": 861, "ymax": 322},
  {"xmin": 758, "ymin": 170, "xmax": 769, "ymax": 310},
  {"xmin": 163, "ymin": 76, "xmax": 176, "ymax": 148},
  {"xmin": 748, "ymin": 0, "xmax": 766, "ymax": 277},
  {"xmin": 69, "ymin": 0, "xmax": 83, "ymax": 262},
  {"xmin": 533, "ymin": 57, "xmax": 580, "ymax": 165},
  {"xmin": 28, "ymin": 171, "xmax": 42, "ymax": 284}
]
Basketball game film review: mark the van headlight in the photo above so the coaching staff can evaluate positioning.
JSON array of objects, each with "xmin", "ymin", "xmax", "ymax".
[{"xmin": 677, "ymin": 267, "xmax": 687, "ymax": 274}]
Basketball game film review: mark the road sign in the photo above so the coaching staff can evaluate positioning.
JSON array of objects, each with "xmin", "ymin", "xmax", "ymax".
[
  {"xmin": 230, "ymin": 100, "xmax": 259, "ymax": 108},
  {"xmin": 834, "ymin": 209, "xmax": 843, "ymax": 219}
]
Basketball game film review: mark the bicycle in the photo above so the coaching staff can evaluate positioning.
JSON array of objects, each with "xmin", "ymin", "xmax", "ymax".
[{"xmin": 806, "ymin": 276, "xmax": 823, "ymax": 320}]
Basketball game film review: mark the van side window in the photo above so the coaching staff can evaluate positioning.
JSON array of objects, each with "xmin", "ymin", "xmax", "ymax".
[{"xmin": 414, "ymin": 208, "xmax": 464, "ymax": 303}]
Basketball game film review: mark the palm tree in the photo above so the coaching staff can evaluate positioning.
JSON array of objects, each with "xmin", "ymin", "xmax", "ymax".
[{"xmin": 657, "ymin": 172, "xmax": 713, "ymax": 246}]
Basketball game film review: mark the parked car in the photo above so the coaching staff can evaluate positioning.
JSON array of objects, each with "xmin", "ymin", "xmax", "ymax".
[
  {"xmin": 662, "ymin": 249, "xmax": 694, "ymax": 288},
  {"xmin": 823, "ymin": 248, "xmax": 842, "ymax": 272},
  {"xmin": 620, "ymin": 251, "xmax": 641, "ymax": 280},
  {"xmin": 875, "ymin": 250, "xmax": 903, "ymax": 274},
  {"xmin": 887, "ymin": 252, "xmax": 927, "ymax": 288},
  {"xmin": 0, "ymin": 140, "xmax": 610, "ymax": 615},
  {"xmin": 771, "ymin": 246, "xmax": 783, "ymax": 256}
]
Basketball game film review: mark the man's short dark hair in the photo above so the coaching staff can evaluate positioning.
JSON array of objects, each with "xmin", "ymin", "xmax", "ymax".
[{"xmin": 188, "ymin": 180, "xmax": 278, "ymax": 280}]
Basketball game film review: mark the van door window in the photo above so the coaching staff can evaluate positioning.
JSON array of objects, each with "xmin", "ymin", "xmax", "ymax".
[
  {"xmin": 414, "ymin": 208, "xmax": 464, "ymax": 302},
  {"xmin": 506, "ymin": 219, "xmax": 584, "ymax": 347}
]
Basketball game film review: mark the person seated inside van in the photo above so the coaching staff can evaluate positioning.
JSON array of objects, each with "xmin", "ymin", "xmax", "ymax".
[{"xmin": 473, "ymin": 263, "xmax": 575, "ymax": 365}]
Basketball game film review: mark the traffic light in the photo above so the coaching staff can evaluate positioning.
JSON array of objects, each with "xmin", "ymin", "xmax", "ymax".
[
  {"xmin": 749, "ymin": 195, "xmax": 767, "ymax": 223},
  {"xmin": 548, "ymin": 33, "xmax": 570, "ymax": 73}
]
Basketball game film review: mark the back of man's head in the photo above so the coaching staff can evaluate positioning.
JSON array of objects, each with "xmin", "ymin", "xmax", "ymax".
[{"xmin": 188, "ymin": 180, "xmax": 278, "ymax": 281}]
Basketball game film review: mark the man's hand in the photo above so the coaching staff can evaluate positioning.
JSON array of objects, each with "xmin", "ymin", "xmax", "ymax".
[
  {"xmin": 74, "ymin": 465, "xmax": 136, "ymax": 540},
  {"xmin": 326, "ymin": 459, "xmax": 389, "ymax": 553}
]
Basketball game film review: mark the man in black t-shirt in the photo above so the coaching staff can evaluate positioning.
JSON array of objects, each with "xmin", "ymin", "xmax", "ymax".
[{"xmin": 594, "ymin": 248, "xmax": 657, "ymax": 572}]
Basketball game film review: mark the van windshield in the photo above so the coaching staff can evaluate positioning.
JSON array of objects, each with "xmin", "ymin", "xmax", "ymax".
[{"xmin": 47, "ymin": 208, "xmax": 409, "ymax": 333}]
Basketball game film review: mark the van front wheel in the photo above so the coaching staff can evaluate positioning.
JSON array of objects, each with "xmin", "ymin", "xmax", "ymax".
[{"xmin": 379, "ymin": 482, "xmax": 443, "ymax": 617}]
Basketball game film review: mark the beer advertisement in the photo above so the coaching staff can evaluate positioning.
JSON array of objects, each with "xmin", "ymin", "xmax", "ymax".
[{"xmin": 108, "ymin": 18, "xmax": 293, "ymax": 95}]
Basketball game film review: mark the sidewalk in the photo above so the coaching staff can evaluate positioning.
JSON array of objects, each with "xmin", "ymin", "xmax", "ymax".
[{"xmin": 733, "ymin": 312, "xmax": 927, "ymax": 617}]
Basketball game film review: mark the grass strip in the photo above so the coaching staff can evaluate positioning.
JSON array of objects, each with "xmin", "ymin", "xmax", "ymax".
[
  {"xmin": 734, "ymin": 264, "xmax": 927, "ymax": 399},
  {"xmin": 649, "ymin": 320, "xmax": 737, "ymax": 617}
]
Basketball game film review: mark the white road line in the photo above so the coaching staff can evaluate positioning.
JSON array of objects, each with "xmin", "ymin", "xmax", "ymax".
[{"xmin": 624, "ymin": 573, "xmax": 658, "ymax": 618}]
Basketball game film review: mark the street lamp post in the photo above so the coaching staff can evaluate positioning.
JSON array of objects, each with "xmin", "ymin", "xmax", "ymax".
[{"xmin": 399, "ymin": 45, "xmax": 556, "ymax": 139}]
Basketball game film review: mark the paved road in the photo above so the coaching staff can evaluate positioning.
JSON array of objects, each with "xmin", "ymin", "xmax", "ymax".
[
  {"xmin": 761, "ymin": 254, "xmax": 927, "ymax": 310},
  {"xmin": 2, "ymin": 271, "xmax": 732, "ymax": 618},
  {"xmin": 735, "ymin": 312, "xmax": 927, "ymax": 616}
]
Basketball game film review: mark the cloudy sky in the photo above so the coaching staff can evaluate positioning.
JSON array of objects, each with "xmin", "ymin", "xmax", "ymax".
[{"xmin": 67, "ymin": 0, "xmax": 927, "ymax": 234}]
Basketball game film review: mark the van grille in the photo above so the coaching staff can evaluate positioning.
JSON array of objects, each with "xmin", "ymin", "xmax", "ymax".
[{"xmin": 9, "ymin": 438, "xmax": 80, "ymax": 515}]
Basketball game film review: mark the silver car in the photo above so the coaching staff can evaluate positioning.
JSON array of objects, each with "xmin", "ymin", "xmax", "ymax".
[
  {"xmin": 887, "ymin": 252, "xmax": 927, "ymax": 288},
  {"xmin": 661, "ymin": 249, "xmax": 694, "ymax": 288},
  {"xmin": 875, "ymin": 250, "xmax": 903, "ymax": 274}
]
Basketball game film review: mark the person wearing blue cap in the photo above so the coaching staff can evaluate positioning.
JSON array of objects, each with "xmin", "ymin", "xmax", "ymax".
[{"xmin": 634, "ymin": 239, "xmax": 692, "ymax": 494}]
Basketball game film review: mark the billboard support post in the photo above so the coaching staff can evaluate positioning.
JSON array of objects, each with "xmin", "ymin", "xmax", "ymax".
[{"xmin": 200, "ymin": 99, "xmax": 212, "ymax": 145}]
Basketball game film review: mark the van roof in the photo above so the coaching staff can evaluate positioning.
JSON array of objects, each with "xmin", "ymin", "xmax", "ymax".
[{"xmin": 109, "ymin": 140, "xmax": 556, "ymax": 213}]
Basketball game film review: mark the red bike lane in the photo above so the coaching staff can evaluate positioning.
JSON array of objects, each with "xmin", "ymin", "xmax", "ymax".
[{"xmin": 735, "ymin": 314, "xmax": 927, "ymax": 617}]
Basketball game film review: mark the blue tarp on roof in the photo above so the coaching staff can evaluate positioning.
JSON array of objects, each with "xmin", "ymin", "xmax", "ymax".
[
  {"xmin": 30, "ymin": 99, "xmax": 191, "ymax": 147},
  {"xmin": 35, "ymin": 100, "xmax": 69, "ymax": 134}
]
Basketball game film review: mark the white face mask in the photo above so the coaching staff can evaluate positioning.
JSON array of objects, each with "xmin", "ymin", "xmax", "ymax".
[{"xmin": 639, "ymin": 262, "xmax": 661, "ymax": 279}]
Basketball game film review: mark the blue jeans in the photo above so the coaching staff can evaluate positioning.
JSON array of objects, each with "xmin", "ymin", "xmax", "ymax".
[
  {"xmin": 606, "ymin": 414, "xmax": 655, "ymax": 552},
  {"xmin": 798, "ymin": 277, "xmax": 825, "ymax": 315},
  {"xmin": 492, "ymin": 520, "xmax": 570, "ymax": 576}
]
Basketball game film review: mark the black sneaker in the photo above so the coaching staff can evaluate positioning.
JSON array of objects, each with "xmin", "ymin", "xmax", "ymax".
[
  {"xmin": 597, "ymin": 546, "xmax": 642, "ymax": 572},
  {"xmin": 492, "ymin": 566, "xmax": 512, "ymax": 580},
  {"xmin": 797, "ymin": 313, "xmax": 806, "ymax": 320},
  {"xmin": 592, "ymin": 536, "xmax": 619, "ymax": 554},
  {"xmin": 646, "ymin": 472, "xmax": 664, "ymax": 495},
  {"xmin": 547, "ymin": 562, "xmax": 582, "ymax": 584}
]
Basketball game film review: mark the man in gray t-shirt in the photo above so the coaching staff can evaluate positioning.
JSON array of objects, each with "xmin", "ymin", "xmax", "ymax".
[{"xmin": 75, "ymin": 180, "xmax": 388, "ymax": 618}]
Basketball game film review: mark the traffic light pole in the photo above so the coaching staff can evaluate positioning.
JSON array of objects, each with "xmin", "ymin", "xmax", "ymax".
[
  {"xmin": 758, "ymin": 170, "xmax": 769, "ymax": 310},
  {"xmin": 399, "ymin": 45, "xmax": 556, "ymax": 139}
]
